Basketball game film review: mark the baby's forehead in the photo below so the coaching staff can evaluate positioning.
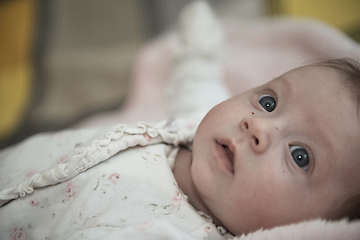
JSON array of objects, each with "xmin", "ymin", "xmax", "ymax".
[
  {"xmin": 284, "ymin": 65, "xmax": 360, "ymax": 108},
  {"xmin": 266, "ymin": 65, "xmax": 352, "ymax": 102},
  {"xmin": 276, "ymin": 65, "xmax": 342, "ymax": 85}
]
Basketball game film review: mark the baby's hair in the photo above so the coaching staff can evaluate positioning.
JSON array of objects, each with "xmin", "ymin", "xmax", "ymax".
[{"xmin": 309, "ymin": 57, "xmax": 360, "ymax": 221}]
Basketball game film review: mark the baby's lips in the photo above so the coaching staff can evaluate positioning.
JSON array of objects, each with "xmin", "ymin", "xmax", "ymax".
[
  {"xmin": 224, "ymin": 145, "xmax": 234, "ymax": 164},
  {"xmin": 217, "ymin": 138, "xmax": 237, "ymax": 172}
]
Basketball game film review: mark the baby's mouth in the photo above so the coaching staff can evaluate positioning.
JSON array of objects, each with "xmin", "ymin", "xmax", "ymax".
[
  {"xmin": 215, "ymin": 140, "xmax": 235, "ymax": 174},
  {"xmin": 223, "ymin": 145, "xmax": 234, "ymax": 167}
]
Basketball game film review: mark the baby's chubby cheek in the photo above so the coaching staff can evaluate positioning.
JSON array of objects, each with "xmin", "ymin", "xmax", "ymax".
[{"xmin": 190, "ymin": 151, "xmax": 214, "ymax": 195}]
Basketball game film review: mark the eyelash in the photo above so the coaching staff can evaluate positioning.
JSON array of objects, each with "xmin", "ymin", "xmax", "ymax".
[
  {"xmin": 262, "ymin": 85, "xmax": 278, "ymax": 100},
  {"xmin": 256, "ymin": 85, "xmax": 278, "ymax": 111}
]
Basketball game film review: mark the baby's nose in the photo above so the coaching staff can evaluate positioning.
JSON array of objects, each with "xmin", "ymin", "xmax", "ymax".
[{"xmin": 240, "ymin": 116, "xmax": 271, "ymax": 154}]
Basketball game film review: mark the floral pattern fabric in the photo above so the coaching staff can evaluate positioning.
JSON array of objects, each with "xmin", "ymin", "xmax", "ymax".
[{"xmin": 0, "ymin": 120, "xmax": 228, "ymax": 240}]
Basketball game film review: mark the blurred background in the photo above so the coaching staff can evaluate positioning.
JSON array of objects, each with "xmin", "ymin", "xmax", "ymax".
[{"xmin": 1, "ymin": 0, "xmax": 360, "ymax": 149}]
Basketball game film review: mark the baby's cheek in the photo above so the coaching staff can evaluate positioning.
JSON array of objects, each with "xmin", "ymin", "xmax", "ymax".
[
  {"xmin": 221, "ymin": 191, "xmax": 276, "ymax": 235},
  {"xmin": 191, "ymin": 160, "xmax": 214, "ymax": 197}
]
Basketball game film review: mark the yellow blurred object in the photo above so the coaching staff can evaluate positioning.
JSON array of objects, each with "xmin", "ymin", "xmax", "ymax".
[
  {"xmin": 0, "ymin": 0, "xmax": 35, "ymax": 140},
  {"xmin": 268, "ymin": 0, "xmax": 360, "ymax": 37}
]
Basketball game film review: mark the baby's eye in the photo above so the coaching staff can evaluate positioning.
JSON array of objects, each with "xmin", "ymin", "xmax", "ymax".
[
  {"xmin": 290, "ymin": 146, "xmax": 309, "ymax": 171},
  {"xmin": 258, "ymin": 94, "xmax": 276, "ymax": 112}
]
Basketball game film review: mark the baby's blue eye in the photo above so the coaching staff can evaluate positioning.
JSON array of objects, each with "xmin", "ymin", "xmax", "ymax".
[
  {"xmin": 290, "ymin": 146, "xmax": 309, "ymax": 171},
  {"xmin": 258, "ymin": 94, "xmax": 276, "ymax": 112}
]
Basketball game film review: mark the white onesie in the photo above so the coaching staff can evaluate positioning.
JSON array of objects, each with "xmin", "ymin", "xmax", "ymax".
[{"xmin": 0, "ymin": 120, "xmax": 231, "ymax": 239}]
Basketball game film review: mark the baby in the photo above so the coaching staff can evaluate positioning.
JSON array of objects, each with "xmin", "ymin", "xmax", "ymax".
[
  {"xmin": 168, "ymin": 2, "xmax": 360, "ymax": 235},
  {"xmin": 1, "ymin": 1, "xmax": 360, "ymax": 239},
  {"xmin": 173, "ymin": 57, "xmax": 360, "ymax": 235}
]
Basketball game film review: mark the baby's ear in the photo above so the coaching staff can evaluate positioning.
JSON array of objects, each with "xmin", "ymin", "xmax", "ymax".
[{"xmin": 177, "ymin": 0, "xmax": 224, "ymax": 56}]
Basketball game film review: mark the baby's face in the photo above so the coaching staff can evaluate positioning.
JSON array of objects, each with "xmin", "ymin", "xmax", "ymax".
[{"xmin": 191, "ymin": 66, "xmax": 360, "ymax": 235}]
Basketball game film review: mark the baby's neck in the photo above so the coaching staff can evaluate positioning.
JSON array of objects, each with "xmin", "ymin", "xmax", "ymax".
[{"xmin": 173, "ymin": 147, "xmax": 221, "ymax": 225}]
